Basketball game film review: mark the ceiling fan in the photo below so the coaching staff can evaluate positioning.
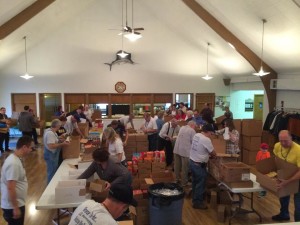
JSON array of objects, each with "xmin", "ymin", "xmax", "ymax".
[{"xmin": 114, "ymin": 0, "xmax": 144, "ymax": 37}]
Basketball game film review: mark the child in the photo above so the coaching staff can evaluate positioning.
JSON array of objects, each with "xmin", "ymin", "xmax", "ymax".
[{"xmin": 256, "ymin": 143, "xmax": 271, "ymax": 197}]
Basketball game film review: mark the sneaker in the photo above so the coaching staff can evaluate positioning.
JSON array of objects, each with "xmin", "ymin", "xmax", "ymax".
[
  {"xmin": 193, "ymin": 203, "xmax": 208, "ymax": 210},
  {"xmin": 272, "ymin": 214, "xmax": 290, "ymax": 221}
]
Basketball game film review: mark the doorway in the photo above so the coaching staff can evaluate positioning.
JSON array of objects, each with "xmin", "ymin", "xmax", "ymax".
[
  {"xmin": 253, "ymin": 94, "xmax": 264, "ymax": 120},
  {"xmin": 39, "ymin": 93, "xmax": 62, "ymax": 123}
]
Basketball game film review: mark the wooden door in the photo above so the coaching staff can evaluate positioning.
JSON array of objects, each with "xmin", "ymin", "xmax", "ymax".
[
  {"xmin": 11, "ymin": 93, "xmax": 36, "ymax": 113},
  {"xmin": 195, "ymin": 93, "xmax": 215, "ymax": 115},
  {"xmin": 253, "ymin": 94, "xmax": 264, "ymax": 120}
]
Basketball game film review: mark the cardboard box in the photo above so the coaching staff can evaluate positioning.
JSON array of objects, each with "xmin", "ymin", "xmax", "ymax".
[
  {"xmin": 133, "ymin": 199, "xmax": 149, "ymax": 225},
  {"xmin": 62, "ymin": 136, "xmax": 81, "ymax": 159},
  {"xmin": 208, "ymin": 153, "xmax": 239, "ymax": 181},
  {"xmin": 118, "ymin": 221, "xmax": 134, "ymax": 225},
  {"xmin": 126, "ymin": 141, "xmax": 137, "ymax": 148},
  {"xmin": 128, "ymin": 134, "xmax": 136, "ymax": 141},
  {"xmin": 139, "ymin": 178, "xmax": 153, "ymax": 190},
  {"xmin": 220, "ymin": 162, "xmax": 251, "ymax": 183},
  {"xmin": 151, "ymin": 162, "xmax": 166, "ymax": 172},
  {"xmin": 211, "ymin": 136, "xmax": 226, "ymax": 154},
  {"xmin": 225, "ymin": 180, "xmax": 253, "ymax": 188},
  {"xmin": 241, "ymin": 119, "xmax": 262, "ymax": 137},
  {"xmin": 135, "ymin": 134, "xmax": 148, "ymax": 142},
  {"xmin": 136, "ymin": 142, "xmax": 149, "ymax": 152},
  {"xmin": 242, "ymin": 136, "xmax": 261, "ymax": 151},
  {"xmin": 215, "ymin": 115, "xmax": 226, "ymax": 125},
  {"xmin": 78, "ymin": 161, "xmax": 93, "ymax": 170},
  {"xmin": 55, "ymin": 179, "xmax": 86, "ymax": 204},
  {"xmin": 233, "ymin": 119, "xmax": 242, "ymax": 135},
  {"xmin": 89, "ymin": 179, "xmax": 109, "ymax": 203},
  {"xmin": 242, "ymin": 149, "xmax": 257, "ymax": 165},
  {"xmin": 256, "ymin": 157, "xmax": 299, "ymax": 197}
]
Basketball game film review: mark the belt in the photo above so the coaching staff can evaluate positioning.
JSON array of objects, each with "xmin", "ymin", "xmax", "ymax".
[{"xmin": 191, "ymin": 159, "xmax": 207, "ymax": 167}]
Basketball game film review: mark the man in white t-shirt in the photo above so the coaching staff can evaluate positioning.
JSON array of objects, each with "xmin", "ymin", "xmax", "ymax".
[
  {"xmin": 189, "ymin": 124, "xmax": 216, "ymax": 210},
  {"xmin": 140, "ymin": 112, "xmax": 158, "ymax": 151},
  {"xmin": 1, "ymin": 136, "xmax": 33, "ymax": 225},
  {"xmin": 119, "ymin": 113, "xmax": 135, "ymax": 129},
  {"xmin": 69, "ymin": 183, "xmax": 137, "ymax": 225},
  {"xmin": 64, "ymin": 115, "xmax": 84, "ymax": 138}
]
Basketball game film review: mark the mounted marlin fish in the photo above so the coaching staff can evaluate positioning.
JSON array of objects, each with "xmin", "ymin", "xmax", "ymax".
[{"xmin": 105, "ymin": 50, "xmax": 135, "ymax": 71}]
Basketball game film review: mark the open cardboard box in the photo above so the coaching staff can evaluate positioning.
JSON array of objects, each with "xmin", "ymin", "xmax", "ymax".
[
  {"xmin": 55, "ymin": 179, "xmax": 86, "ymax": 204},
  {"xmin": 256, "ymin": 157, "xmax": 299, "ymax": 197},
  {"xmin": 89, "ymin": 179, "xmax": 109, "ymax": 203}
]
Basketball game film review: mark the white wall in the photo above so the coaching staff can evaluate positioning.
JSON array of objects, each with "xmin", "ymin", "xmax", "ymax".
[{"xmin": 230, "ymin": 90, "xmax": 264, "ymax": 119}]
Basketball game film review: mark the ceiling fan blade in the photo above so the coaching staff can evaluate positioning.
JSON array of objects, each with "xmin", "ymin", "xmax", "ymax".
[
  {"xmin": 134, "ymin": 31, "xmax": 141, "ymax": 35},
  {"xmin": 133, "ymin": 28, "xmax": 144, "ymax": 31}
]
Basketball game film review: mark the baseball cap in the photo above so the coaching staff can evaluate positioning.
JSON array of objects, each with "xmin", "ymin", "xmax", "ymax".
[
  {"xmin": 109, "ymin": 183, "xmax": 137, "ymax": 207},
  {"xmin": 260, "ymin": 143, "xmax": 269, "ymax": 149},
  {"xmin": 202, "ymin": 124, "xmax": 215, "ymax": 133}
]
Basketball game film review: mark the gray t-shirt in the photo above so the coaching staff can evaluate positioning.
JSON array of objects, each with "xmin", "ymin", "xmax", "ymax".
[
  {"xmin": 68, "ymin": 200, "xmax": 117, "ymax": 225},
  {"xmin": 190, "ymin": 133, "xmax": 214, "ymax": 163},
  {"xmin": 173, "ymin": 125, "xmax": 196, "ymax": 158},
  {"xmin": 1, "ymin": 154, "xmax": 28, "ymax": 209}
]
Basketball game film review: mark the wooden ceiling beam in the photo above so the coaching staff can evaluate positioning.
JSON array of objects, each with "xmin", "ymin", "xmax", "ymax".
[
  {"xmin": 0, "ymin": 0, "xmax": 55, "ymax": 40},
  {"xmin": 182, "ymin": 0, "xmax": 277, "ymax": 112}
]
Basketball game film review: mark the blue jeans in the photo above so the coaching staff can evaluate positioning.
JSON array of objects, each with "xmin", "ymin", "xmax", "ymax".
[
  {"xmin": 279, "ymin": 191, "xmax": 300, "ymax": 221},
  {"xmin": 44, "ymin": 148, "xmax": 61, "ymax": 184},
  {"xmin": 189, "ymin": 159, "xmax": 207, "ymax": 205}
]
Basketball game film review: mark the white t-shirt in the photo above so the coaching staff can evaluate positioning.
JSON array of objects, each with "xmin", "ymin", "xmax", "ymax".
[
  {"xmin": 143, "ymin": 118, "xmax": 157, "ymax": 135},
  {"xmin": 119, "ymin": 116, "xmax": 130, "ymax": 127},
  {"xmin": 43, "ymin": 128, "xmax": 59, "ymax": 152},
  {"xmin": 64, "ymin": 115, "xmax": 79, "ymax": 135},
  {"xmin": 68, "ymin": 200, "xmax": 118, "ymax": 225},
  {"xmin": 1, "ymin": 154, "xmax": 28, "ymax": 209},
  {"xmin": 190, "ymin": 133, "xmax": 214, "ymax": 163},
  {"xmin": 108, "ymin": 138, "xmax": 126, "ymax": 163}
]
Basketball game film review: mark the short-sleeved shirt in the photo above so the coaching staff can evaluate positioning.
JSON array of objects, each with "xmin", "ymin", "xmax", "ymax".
[
  {"xmin": 64, "ymin": 116, "xmax": 78, "ymax": 135},
  {"xmin": 273, "ymin": 141, "xmax": 300, "ymax": 167},
  {"xmin": 69, "ymin": 200, "xmax": 118, "ymax": 225},
  {"xmin": 190, "ymin": 133, "xmax": 214, "ymax": 163},
  {"xmin": 174, "ymin": 125, "xmax": 196, "ymax": 158},
  {"xmin": 108, "ymin": 138, "xmax": 126, "ymax": 163},
  {"xmin": 143, "ymin": 118, "xmax": 157, "ymax": 135},
  {"xmin": 1, "ymin": 154, "xmax": 28, "ymax": 209},
  {"xmin": 43, "ymin": 128, "xmax": 59, "ymax": 153}
]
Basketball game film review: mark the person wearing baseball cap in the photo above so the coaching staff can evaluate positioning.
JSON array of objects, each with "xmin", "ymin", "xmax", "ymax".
[
  {"xmin": 69, "ymin": 183, "xmax": 137, "ymax": 225},
  {"xmin": 256, "ymin": 142, "xmax": 270, "ymax": 198}
]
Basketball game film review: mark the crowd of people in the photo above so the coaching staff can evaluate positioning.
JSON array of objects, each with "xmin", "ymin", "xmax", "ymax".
[{"xmin": 2, "ymin": 102, "xmax": 300, "ymax": 224}]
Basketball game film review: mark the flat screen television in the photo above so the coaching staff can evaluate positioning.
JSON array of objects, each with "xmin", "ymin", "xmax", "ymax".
[{"xmin": 110, "ymin": 104, "xmax": 130, "ymax": 115}]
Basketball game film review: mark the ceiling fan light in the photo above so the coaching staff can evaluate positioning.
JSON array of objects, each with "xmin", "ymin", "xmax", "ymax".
[
  {"xmin": 117, "ymin": 50, "xmax": 129, "ymax": 58},
  {"xmin": 124, "ymin": 32, "xmax": 142, "ymax": 42},
  {"xmin": 253, "ymin": 66, "xmax": 270, "ymax": 76},
  {"xmin": 202, "ymin": 74, "xmax": 213, "ymax": 80},
  {"xmin": 20, "ymin": 73, "xmax": 34, "ymax": 80}
]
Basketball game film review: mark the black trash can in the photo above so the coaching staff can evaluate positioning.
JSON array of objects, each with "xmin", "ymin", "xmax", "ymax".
[{"xmin": 148, "ymin": 182, "xmax": 185, "ymax": 225}]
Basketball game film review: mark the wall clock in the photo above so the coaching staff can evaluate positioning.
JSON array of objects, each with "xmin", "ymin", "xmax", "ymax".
[{"xmin": 115, "ymin": 81, "xmax": 126, "ymax": 93}]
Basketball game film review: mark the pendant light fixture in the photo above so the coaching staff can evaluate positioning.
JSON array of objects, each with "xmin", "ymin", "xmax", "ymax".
[
  {"xmin": 117, "ymin": 0, "xmax": 128, "ymax": 58},
  {"xmin": 202, "ymin": 42, "xmax": 213, "ymax": 80},
  {"xmin": 253, "ymin": 19, "xmax": 270, "ymax": 76},
  {"xmin": 20, "ymin": 36, "xmax": 34, "ymax": 79},
  {"xmin": 124, "ymin": 0, "xmax": 142, "ymax": 42}
]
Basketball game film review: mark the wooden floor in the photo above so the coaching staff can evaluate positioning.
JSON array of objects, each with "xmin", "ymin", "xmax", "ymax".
[{"xmin": 0, "ymin": 142, "xmax": 296, "ymax": 225}]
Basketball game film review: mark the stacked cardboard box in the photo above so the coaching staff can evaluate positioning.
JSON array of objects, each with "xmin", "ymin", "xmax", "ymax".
[
  {"xmin": 208, "ymin": 153, "xmax": 239, "ymax": 181},
  {"xmin": 241, "ymin": 119, "xmax": 262, "ymax": 165},
  {"xmin": 136, "ymin": 134, "xmax": 148, "ymax": 152},
  {"xmin": 211, "ymin": 135, "xmax": 226, "ymax": 154},
  {"xmin": 261, "ymin": 130, "xmax": 277, "ymax": 151},
  {"xmin": 220, "ymin": 162, "xmax": 253, "ymax": 188},
  {"xmin": 125, "ymin": 134, "xmax": 137, "ymax": 160}
]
